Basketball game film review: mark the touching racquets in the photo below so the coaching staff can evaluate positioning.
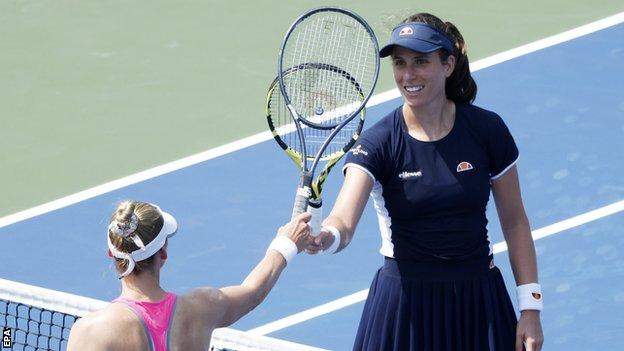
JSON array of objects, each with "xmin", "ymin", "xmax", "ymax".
[
  {"xmin": 266, "ymin": 63, "xmax": 366, "ymax": 233},
  {"xmin": 275, "ymin": 7, "xmax": 380, "ymax": 228}
]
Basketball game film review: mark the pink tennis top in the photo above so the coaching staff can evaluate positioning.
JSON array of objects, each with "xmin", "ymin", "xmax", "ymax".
[{"xmin": 113, "ymin": 293, "xmax": 177, "ymax": 351}]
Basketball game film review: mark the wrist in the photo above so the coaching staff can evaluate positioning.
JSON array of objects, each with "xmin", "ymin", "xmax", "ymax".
[
  {"xmin": 322, "ymin": 225, "xmax": 341, "ymax": 254},
  {"xmin": 267, "ymin": 236, "xmax": 298, "ymax": 265},
  {"xmin": 520, "ymin": 309, "xmax": 541, "ymax": 316}
]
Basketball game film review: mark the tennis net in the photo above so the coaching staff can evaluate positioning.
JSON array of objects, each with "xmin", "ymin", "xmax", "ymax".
[{"xmin": 0, "ymin": 278, "xmax": 326, "ymax": 351}]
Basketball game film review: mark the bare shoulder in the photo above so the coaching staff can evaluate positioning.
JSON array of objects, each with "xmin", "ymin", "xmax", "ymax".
[
  {"xmin": 182, "ymin": 286, "xmax": 225, "ymax": 305},
  {"xmin": 178, "ymin": 287, "xmax": 228, "ymax": 321},
  {"xmin": 70, "ymin": 307, "xmax": 115, "ymax": 337},
  {"xmin": 67, "ymin": 308, "xmax": 112, "ymax": 350},
  {"xmin": 166, "ymin": 288, "xmax": 228, "ymax": 349},
  {"xmin": 68, "ymin": 303, "xmax": 143, "ymax": 351}
]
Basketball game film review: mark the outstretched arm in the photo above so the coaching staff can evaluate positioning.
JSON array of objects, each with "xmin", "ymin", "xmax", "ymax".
[
  {"xmin": 214, "ymin": 212, "xmax": 311, "ymax": 327},
  {"xmin": 492, "ymin": 166, "xmax": 543, "ymax": 351}
]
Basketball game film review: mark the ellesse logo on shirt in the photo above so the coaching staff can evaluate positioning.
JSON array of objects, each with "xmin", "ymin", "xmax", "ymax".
[
  {"xmin": 456, "ymin": 161, "xmax": 474, "ymax": 173},
  {"xmin": 398, "ymin": 170, "xmax": 422, "ymax": 180}
]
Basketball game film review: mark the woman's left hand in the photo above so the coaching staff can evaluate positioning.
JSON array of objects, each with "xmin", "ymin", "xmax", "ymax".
[{"xmin": 516, "ymin": 310, "xmax": 544, "ymax": 351}]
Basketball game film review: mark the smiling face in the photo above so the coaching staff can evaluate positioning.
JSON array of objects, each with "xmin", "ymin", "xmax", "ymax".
[{"xmin": 391, "ymin": 46, "xmax": 455, "ymax": 109}]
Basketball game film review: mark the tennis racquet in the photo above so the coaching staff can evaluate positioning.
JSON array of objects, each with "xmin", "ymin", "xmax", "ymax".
[
  {"xmin": 275, "ymin": 7, "xmax": 380, "ymax": 228},
  {"xmin": 266, "ymin": 63, "xmax": 367, "ymax": 233}
]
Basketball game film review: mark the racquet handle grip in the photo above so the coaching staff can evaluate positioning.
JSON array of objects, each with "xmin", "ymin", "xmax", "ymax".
[
  {"xmin": 291, "ymin": 186, "xmax": 311, "ymax": 219},
  {"xmin": 307, "ymin": 200, "xmax": 322, "ymax": 237}
]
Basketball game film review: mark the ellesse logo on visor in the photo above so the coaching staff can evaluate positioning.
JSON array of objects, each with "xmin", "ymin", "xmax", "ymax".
[{"xmin": 399, "ymin": 26, "xmax": 413, "ymax": 36}]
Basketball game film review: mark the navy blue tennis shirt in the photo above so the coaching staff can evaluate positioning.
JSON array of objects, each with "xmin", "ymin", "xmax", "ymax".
[{"xmin": 343, "ymin": 103, "xmax": 519, "ymax": 261}]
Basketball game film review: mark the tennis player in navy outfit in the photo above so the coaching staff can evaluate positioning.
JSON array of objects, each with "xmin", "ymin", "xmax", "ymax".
[{"xmin": 306, "ymin": 12, "xmax": 544, "ymax": 351}]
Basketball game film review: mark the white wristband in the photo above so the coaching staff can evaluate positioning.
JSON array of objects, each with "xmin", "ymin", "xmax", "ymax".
[
  {"xmin": 517, "ymin": 283, "xmax": 543, "ymax": 311},
  {"xmin": 322, "ymin": 225, "xmax": 341, "ymax": 254},
  {"xmin": 267, "ymin": 236, "xmax": 298, "ymax": 265}
]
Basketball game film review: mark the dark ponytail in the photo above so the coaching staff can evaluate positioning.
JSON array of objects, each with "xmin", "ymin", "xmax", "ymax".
[
  {"xmin": 402, "ymin": 13, "xmax": 477, "ymax": 103},
  {"xmin": 442, "ymin": 21, "xmax": 477, "ymax": 103}
]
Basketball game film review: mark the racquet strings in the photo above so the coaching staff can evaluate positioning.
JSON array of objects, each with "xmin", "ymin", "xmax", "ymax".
[
  {"xmin": 281, "ymin": 11, "xmax": 377, "ymax": 126},
  {"xmin": 268, "ymin": 72, "xmax": 363, "ymax": 161}
]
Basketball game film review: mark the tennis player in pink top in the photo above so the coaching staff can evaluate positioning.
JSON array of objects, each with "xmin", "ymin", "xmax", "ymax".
[{"xmin": 67, "ymin": 201, "xmax": 311, "ymax": 350}]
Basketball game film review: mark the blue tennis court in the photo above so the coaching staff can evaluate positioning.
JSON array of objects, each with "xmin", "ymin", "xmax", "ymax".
[{"xmin": 2, "ymin": 16, "xmax": 623, "ymax": 351}]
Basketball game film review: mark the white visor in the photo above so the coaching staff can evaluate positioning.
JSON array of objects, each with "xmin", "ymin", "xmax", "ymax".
[{"xmin": 107, "ymin": 205, "xmax": 178, "ymax": 278}]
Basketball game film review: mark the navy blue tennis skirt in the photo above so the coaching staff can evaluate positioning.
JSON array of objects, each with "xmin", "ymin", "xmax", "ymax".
[{"xmin": 353, "ymin": 256, "xmax": 517, "ymax": 351}]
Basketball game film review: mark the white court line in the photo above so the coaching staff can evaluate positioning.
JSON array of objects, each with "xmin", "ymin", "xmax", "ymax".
[
  {"xmin": 247, "ymin": 199, "xmax": 624, "ymax": 336},
  {"xmin": 0, "ymin": 131, "xmax": 270, "ymax": 228},
  {"xmin": 1, "ymin": 11, "xmax": 623, "ymax": 229}
]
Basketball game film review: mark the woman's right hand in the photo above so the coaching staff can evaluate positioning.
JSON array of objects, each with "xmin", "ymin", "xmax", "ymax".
[
  {"xmin": 277, "ymin": 212, "xmax": 312, "ymax": 253},
  {"xmin": 304, "ymin": 228, "xmax": 336, "ymax": 254}
]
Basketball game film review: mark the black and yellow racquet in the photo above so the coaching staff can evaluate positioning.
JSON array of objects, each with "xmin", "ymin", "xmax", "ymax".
[{"xmin": 266, "ymin": 63, "xmax": 367, "ymax": 232}]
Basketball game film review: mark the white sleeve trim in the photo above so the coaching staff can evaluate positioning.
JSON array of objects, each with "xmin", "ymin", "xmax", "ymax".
[
  {"xmin": 490, "ymin": 156, "xmax": 519, "ymax": 181},
  {"xmin": 342, "ymin": 163, "xmax": 376, "ymax": 182}
]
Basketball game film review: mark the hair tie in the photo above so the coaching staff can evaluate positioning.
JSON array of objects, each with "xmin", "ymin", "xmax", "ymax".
[
  {"xmin": 108, "ymin": 213, "xmax": 146, "ymax": 249},
  {"xmin": 108, "ymin": 213, "xmax": 139, "ymax": 238}
]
